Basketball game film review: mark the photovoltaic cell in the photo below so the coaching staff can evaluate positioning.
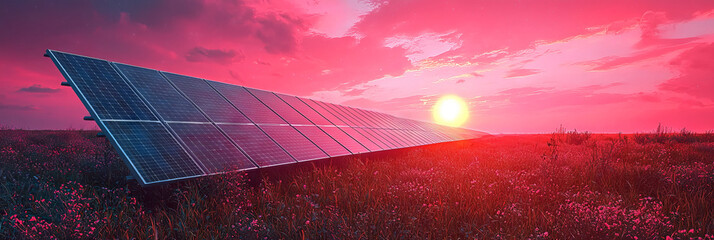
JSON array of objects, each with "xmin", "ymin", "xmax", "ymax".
[
  {"xmin": 275, "ymin": 94, "xmax": 333, "ymax": 125},
  {"xmin": 394, "ymin": 129, "xmax": 420, "ymax": 146},
  {"xmin": 50, "ymin": 51, "xmax": 156, "ymax": 120},
  {"xmin": 362, "ymin": 127, "xmax": 399, "ymax": 148},
  {"xmin": 293, "ymin": 126, "xmax": 351, "ymax": 157},
  {"xmin": 359, "ymin": 110, "xmax": 393, "ymax": 129},
  {"xmin": 245, "ymin": 88, "xmax": 312, "ymax": 125},
  {"xmin": 348, "ymin": 108, "xmax": 381, "ymax": 128},
  {"xmin": 353, "ymin": 128, "xmax": 389, "ymax": 149},
  {"xmin": 260, "ymin": 125, "xmax": 328, "ymax": 161},
  {"xmin": 303, "ymin": 99, "xmax": 348, "ymax": 126},
  {"xmin": 409, "ymin": 130, "xmax": 432, "ymax": 145},
  {"xmin": 327, "ymin": 104, "xmax": 370, "ymax": 128},
  {"xmin": 384, "ymin": 129, "xmax": 413, "ymax": 147},
  {"xmin": 371, "ymin": 112, "xmax": 402, "ymax": 129},
  {"xmin": 402, "ymin": 130, "xmax": 426, "ymax": 145},
  {"xmin": 393, "ymin": 127, "xmax": 422, "ymax": 146},
  {"xmin": 102, "ymin": 121, "xmax": 203, "ymax": 184},
  {"xmin": 338, "ymin": 126, "xmax": 381, "ymax": 151},
  {"xmin": 209, "ymin": 81, "xmax": 286, "ymax": 124},
  {"xmin": 114, "ymin": 64, "xmax": 208, "ymax": 122},
  {"xmin": 320, "ymin": 126, "xmax": 370, "ymax": 154},
  {"xmin": 218, "ymin": 124, "xmax": 296, "ymax": 167},
  {"xmin": 169, "ymin": 123, "xmax": 256, "ymax": 173},
  {"xmin": 163, "ymin": 72, "xmax": 252, "ymax": 124},
  {"xmin": 373, "ymin": 129, "xmax": 405, "ymax": 148}
]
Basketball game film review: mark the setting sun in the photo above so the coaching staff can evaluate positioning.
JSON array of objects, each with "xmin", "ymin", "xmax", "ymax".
[{"xmin": 432, "ymin": 95, "xmax": 469, "ymax": 127}]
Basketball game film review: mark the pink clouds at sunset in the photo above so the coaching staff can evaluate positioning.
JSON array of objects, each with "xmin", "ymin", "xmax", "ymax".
[{"xmin": 1, "ymin": 0, "xmax": 713, "ymax": 133}]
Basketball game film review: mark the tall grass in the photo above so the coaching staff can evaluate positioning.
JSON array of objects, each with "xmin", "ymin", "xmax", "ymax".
[{"xmin": 0, "ymin": 129, "xmax": 713, "ymax": 239}]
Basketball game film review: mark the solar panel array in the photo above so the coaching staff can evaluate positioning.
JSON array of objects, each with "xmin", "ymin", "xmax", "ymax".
[{"xmin": 47, "ymin": 50, "xmax": 485, "ymax": 185}]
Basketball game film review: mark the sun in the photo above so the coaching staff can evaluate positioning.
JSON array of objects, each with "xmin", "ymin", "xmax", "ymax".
[{"xmin": 432, "ymin": 95, "xmax": 469, "ymax": 127}]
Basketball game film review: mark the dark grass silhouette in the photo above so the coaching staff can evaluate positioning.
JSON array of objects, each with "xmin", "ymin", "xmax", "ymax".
[{"xmin": 1, "ymin": 128, "xmax": 713, "ymax": 239}]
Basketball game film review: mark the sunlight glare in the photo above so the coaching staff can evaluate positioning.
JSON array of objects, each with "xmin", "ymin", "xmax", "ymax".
[{"xmin": 432, "ymin": 95, "xmax": 469, "ymax": 127}]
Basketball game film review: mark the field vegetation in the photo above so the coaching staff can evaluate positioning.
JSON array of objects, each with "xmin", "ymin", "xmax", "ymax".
[{"xmin": 1, "ymin": 127, "xmax": 713, "ymax": 239}]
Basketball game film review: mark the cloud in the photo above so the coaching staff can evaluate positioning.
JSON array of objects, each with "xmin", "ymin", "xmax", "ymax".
[
  {"xmin": 659, "ymin": 43, "xmax": 714, "ymax": 100},
  {"xmin": 17, "ymin": 84, "xmax": 60, "ymax": 93},
  {"xmin": 255, "ymin": 13, "xmax": 307, "ymax": 54},
  {"xmin": 353, "ymin": 0, "xmax": 714, "ymax": 64},
  {"xmin": 343, "ymin": 88, "xmax": 368, "ymax": 97},
  {"xmin": 0, "ymin": 103, "xmax": 37, "ymax": 111},
  {"xmin": 580, "ymin": 43, "xmax": 697, "ymax": 71},
  {"xmin": 504, "ymin": 69, "xmax": 541, "ymax": 78},
  {"xmin": 185, "ymin": 47, "xmax": 243, "ymax": 64}
]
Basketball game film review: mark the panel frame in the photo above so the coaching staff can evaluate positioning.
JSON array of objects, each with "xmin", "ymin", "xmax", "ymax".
[{"xmin": 47, "ymin": 50, "xmax": 204, "ymax": 185}]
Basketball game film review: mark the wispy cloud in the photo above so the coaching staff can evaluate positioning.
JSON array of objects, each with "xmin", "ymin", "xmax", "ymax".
[
  {"xmin": 17, "ymin": 85, "xmax": 60, "ymax": 93},
  {"xmin": 0, "ymin": 103, "xmax": 37, "ymax": 111},
  {"xmin": 186, "ymin": 47, "xmax": 243, "ymax": 64},
  {"xmin": 504, "ymin": 69, "xmax": 541, "ymax": 78}
]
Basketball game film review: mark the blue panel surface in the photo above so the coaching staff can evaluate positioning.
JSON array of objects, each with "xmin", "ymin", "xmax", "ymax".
[
  {"xmin": 50, "ymin": 51, "xmax": 156, "ymax": 120},
  {"xmin": 276, "ymin": 94, "xmax": 333, "ymax": 125},
  {"xmin": 320, "ymin": 126, "xmax": 370, "ymax": 154},
  {"xmin": 246, "ymin": 88, "xmax": 312, "ymax": 125},
  {"xmin": 304, "ymin": 99, "xmax": 349, "ymax": 126},
  {"xmin": 338, "ymin": 126, "xmax": 381, "ymax": 151},
  {"xmin": 353, "ymin": 128, "xmax": 390, "ymax": 149},
  {"xmin": 218, "ymin": 124, "xmax": 296, "ymax": 167},
  {"xmin": 328, "ymin": 104, "xmax": 370, "ymax": 128},
  {"xmin": 102, "ymin": 121, "xmax": 203, "ymax": 184},
  {"xmin": 208, "ymin": 81, "xmax": 286, "ymax": 124},
  {"xmin": 260, "ymin": 125, "xmax": 328, "ymax": 161},
  {"xmin": 163, "ymin": 73, "xmax": 253, "ymax": 124},
  {"xmin": 294, "ymin": 126, "xmax": 351, "ymax": 157},
  {"xmin": 114, "ymin": 64, "xmax": 208, "ymax": 122},
  {"xmin": 169, "ymin": 123, "xmax": 256, "ymax": 173}
]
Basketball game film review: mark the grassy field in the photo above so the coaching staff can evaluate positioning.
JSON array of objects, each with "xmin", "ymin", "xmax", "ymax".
[{"xmin": 1, "ymin": 128, "xmax": 713, "ymax": 239}]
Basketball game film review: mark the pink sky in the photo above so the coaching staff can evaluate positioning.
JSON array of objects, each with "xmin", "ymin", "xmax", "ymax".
[{"xmin": 1, "ymin": 0, "xmax": 713, "ymax": 133}]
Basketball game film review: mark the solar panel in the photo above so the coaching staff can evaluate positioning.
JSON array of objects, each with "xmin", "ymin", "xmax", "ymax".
[
  {"xmin": 353, "ymin": 127, "xmax": 391, "ymax": 149},
  {"xmin": 410, "ymin": 130, "xmax": 433, "ymax": 145},
  {"xmin": 163, "ymin": 72, "xmax": 253, "ymax": 124},
  {"xmin": 326, "ymin": 103, "xmax": 370, "ymax": 128},
  {"xmin": 303, "ymin": 99, "xmax": 349, "ymax": 126},
  {"xmin": 218, "ymin": 124, "xmax": 296, "ymax": 167},
  {"xmin": 293, "ymin": 126, "xmax": 351, "ymax": 157},
  {"xmin": 330, "ymin": 105, "xmax": 409, "ymax": 147},
  {"xmin": 49, "ymin": 51, "xmax": 156, "ymax": 120},
  {"xmin": 372, "ymin": 128, "xmax": 406, "ymax": 148},
  {"xmin": 359, "ymin": 110, "xmax": 396, "ymax": 129},
  {"xmin": 275, "ymin": 94, "xmax": 333, "ymax": 125},
  {"xmin": 102, "ymin": 121, "xmax": 204, "ymax": 184},
  {"xmin": 319, "ymin": 126, "xmax": 370, "ymax": 154},
  {"xmin": 168, "ymin": 123, "xmax": 256, "ymax": 173},
  {"xmin": 401, "ymin": 130, "xmax": 426, "ymax": 145},
  {"xmin": 384, "ymin": 129, "xmax": 415, "ymax": 147},
  {"xmin": 47, "ymin": 49, "xmax": 483, "ymax": 185},
  {"xmin": 245, "ymin": 88, "xmax": 312, "ymax": 125},
  {"xmin": 311, "ymin": 103, "xmax": 400, "ymax": 148},
  {"xmin": 397, "ymin": 129, "xmax": 423, "ymax": 146},
  {"xmin": 208, "ymin": 81, "xmax": 286, "ymax": 124},
  {"xmin": 337, "ymin": 126, "xmax": 382, "ymax": 151},
  {"xmin": 259, "ymin": 125, "xmax": 328, "ymax": 161},
  {"xmin": 114, "ymin": 64, "xmax": 208, "ymax": 122}
]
